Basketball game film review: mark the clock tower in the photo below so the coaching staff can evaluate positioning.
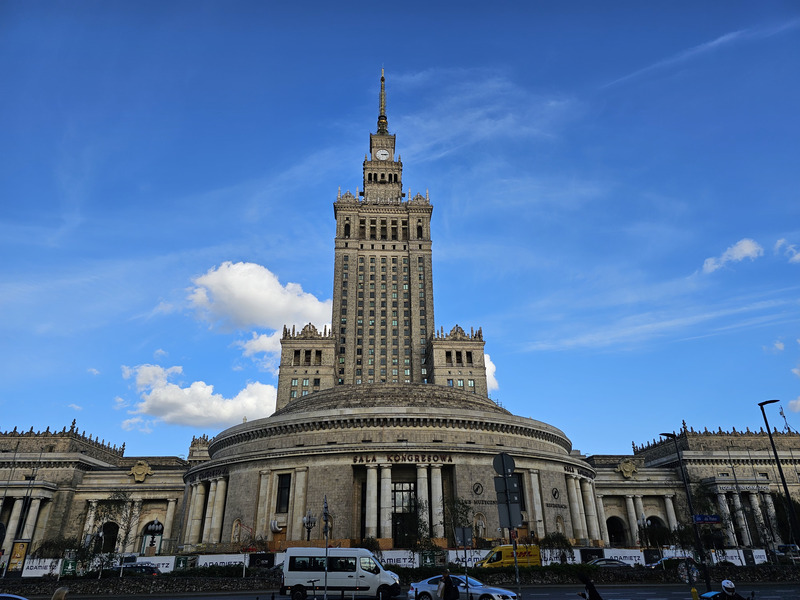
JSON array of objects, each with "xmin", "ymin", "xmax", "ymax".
[
  {"xmin": 275, "ymin": 71, "xmax": 488, "ymax": 410},
  {"xmin": 363, "ymin": 69, "xmax": 402, "ymax": 202}
]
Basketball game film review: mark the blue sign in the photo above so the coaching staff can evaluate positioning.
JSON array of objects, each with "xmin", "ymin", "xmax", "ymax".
[{"xmin": 693, "ymin": 514, "xmax": 721, "ymax": 524}]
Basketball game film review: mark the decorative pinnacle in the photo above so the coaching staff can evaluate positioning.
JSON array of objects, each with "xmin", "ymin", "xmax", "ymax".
[{"xmin": 377, "ymin": 68, "xmax": 388, "ymax": 134}]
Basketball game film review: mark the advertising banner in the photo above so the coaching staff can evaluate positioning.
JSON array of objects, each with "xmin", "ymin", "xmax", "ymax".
[
  {"xmin": 197, "ymin": 553, "xmax": 245, "ymax": 567},
  {"xmin": 22, "ymin": 558, "xmax": 61, "ymax": 578}
]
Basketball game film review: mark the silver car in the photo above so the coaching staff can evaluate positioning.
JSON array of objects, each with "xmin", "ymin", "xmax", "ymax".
[{"xmin": 408, "ymin": 575, "xmax": 517, "ymax": 600}]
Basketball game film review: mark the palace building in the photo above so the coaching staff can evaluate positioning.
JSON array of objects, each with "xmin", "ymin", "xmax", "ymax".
[{"xmin": 1, "ymin": 73, "xmax": 799, "ymax": 568}]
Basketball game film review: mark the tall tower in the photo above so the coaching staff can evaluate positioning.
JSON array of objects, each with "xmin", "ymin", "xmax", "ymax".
[{"xmin": 275, "ymin": 71, "xmax": 487, "ymax": 411}]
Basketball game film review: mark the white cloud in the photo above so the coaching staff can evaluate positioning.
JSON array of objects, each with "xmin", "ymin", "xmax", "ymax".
[
  {"xmin": 87, "ymin": 367, "xmax": 100, "ymax": 375},
  {"xmin": 188, "ymin": 261, "xmax": 331, "ymax": 331},
  {"xmin": 702, "ymin": 238, "xmax": 764, "ymax": 274},
  {"xmin": 774, "ymin": 341, "xmax": 785, "ymax": 351},
  {"xmin": 789, "ymin": 396, "xmax": 800, "ymax": 413},
  {"xmin": 68, "ymin": 403, "xmax": 82, "ymax": 411},
  {"xmin": 775, "ymin": 238, "xmax": 800, "ymax": 263},
  {"xmin": 485, "ymin": 353, "xmax": 499, "ymax": 392},
  {"xmin": 154, "ymin": 348, "xmax": 167, "ymax": 359},
  {"xmin": 122, "ymin": 364, "xmax": 276, "ymax": 427},
  {"xmin": 793, "ymin": 363, "xmax": 800, "ymax": 379},
  {"xmin": 237, "ymin": 331, "xmax": 284, "ymax": 375}
]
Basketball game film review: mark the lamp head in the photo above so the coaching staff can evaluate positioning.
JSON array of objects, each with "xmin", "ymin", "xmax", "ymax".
[
  {"xmin": 659, "ymin": 432, "xmax": 676, "ymax": 439},
  {"xmin": 758, "ymin": 399, "xmax": 780, "ymax": 407}
]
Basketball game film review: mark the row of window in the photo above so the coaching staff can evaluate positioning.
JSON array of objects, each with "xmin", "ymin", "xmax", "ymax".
[{"xmin": 447, "ymin": 379, "xmax": 476, "ymax": 388}]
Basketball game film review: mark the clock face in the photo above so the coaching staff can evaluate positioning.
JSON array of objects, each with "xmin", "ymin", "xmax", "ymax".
[{"xmin": 375, "ymin": 149, "xmax": 390, "ymax": 161}]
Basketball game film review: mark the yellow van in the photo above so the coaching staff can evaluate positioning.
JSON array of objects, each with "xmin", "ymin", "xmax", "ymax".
[{"xmin": 475, "ymin": 544, "xmax": 541, "ymax": 568}]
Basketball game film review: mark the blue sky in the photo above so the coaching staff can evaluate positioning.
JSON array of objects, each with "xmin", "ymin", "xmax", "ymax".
[{"xmin": 2, "ymin": 1, "xmax": 799, "ymax": 458}]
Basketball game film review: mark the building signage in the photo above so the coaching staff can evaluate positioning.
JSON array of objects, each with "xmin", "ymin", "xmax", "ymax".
[
  {"xmin": 353, "ymin": 454, "xmax": 453, "ymax": 464},
  {"xmin": 718, "ymin": 484, "xmax": 770, "ymax": 492},
  {"xmin": 563, "ymin": 465, "xmax": 594, "ymax": 479},
  {"xmin": 197, "ymin": 553, "xmax": 245, "ymax": 567}
]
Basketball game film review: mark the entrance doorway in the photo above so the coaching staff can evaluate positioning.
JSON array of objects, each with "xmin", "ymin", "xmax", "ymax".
[{"xmin": 392, "ymin": 482, "xmax": 417, "ymax": 548}]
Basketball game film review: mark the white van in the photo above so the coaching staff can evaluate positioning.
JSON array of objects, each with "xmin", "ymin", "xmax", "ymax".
[{"xmin": 281, "ymin": 547, "xmax": 400, "ymax": 600}]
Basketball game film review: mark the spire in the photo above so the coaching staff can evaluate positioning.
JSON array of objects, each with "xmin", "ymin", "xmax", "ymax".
[{"xmin": 377, "ymin": 68, "xmax": 388, "ymax": 135}]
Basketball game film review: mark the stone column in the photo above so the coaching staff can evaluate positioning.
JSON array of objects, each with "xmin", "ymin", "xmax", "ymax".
[
  {"xmin": 565, "ymin": 475, "xmax": 582, "ymax": 539},
  {"xmin": 716, "ymin": 492, "xmax": 737, "ymax": 546},
  {"xmin": 183, "ymin": 484, "xmax": 197, "ymax": 544},
  {"xmin": 127, "ymin": 500, "xmax": 142, "ymax": 553},
  {"xmin": 581, "ymin": 479, "xmax": 599, "ymax": 541},
  {"xmin": 31, "ymin": 498, "xmax": 52, "ymax": 547},
  {"xmin": 748, "ymin": 492, "xmax": 764, "ymax": 544},
  {"xmin": 624, "ymin": 495, "xmax": 638, "ymax": 547},
  {"xmin": 20, "ymin": 497, "xmax": 41, "ymax": 540},
  {"xmin": 189, "ymin": 481, "xmax": 207, "ymax": 544},
  {"xmin": 256, "ymin": 470, "xmax": 271, "ymax": 538},
  {"xmin": 1, "ymin": 498, "xmax": 22, "ymax": 560},
  {"xmin": 731, "ymin": 492, "xmax": 751, "ymax": 547},
  {"xmin": 430, "ymin": 464, "xmax": 444, "ymax": 538},
  {"xmin": 416, "ymin": 465, "xmax": 430, "ymax": 535},
  {"xmin": 595, "ymin": 494, "xmax": 610, "ymax": 545},
  {"xmin": 83, "ymin": 500, "xmax": 98, "ymax": 543},
  {"xmin": 633, "ymin": 495, "xmax": 645, "ymax": 546},
  {"xmin": 529, "ymin": 470, "xmax": 545, "ymax": 539},
  {"xmin": 202, "ymin": 480, "xmax": 218, "ymax": 543},
  {"xmin": 292, "ymin": 468, "xmax": 309, "ymax": 541},
  {"xmin": 163, "ymin": 499, "xmax": 177, "ymax": 550},
  {"xmin": 574, "ymin": 478, "xmax": 589, "ymax": 540},
  {"xmin": 210, "ymin": 477, "xmax": 228, "ymax": 544},
  {"xmin": 365, "ymin": 465, "xmax": 378, "ymax": 538},
  {"xmin": 763, "ymin": 493, "xmax": 783, "ymax": 545},
  {"xmin": 664, "ymin": 495, "xmax": 678, "ymax": 530},
  {"xmin": 380, "ymin": 465, "xmax": 393, "ymax": 539}
]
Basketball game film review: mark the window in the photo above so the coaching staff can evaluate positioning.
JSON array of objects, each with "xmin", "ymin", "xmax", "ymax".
[
  {"xmin": 291, "ymin": 379, "xmax": 298, "ymax": 386},
  {"xmin": 302, "ymin": 378, "xmax": 309, "ymax": 387},
  {"xmin": 276, "ymin": 473, "xmax": 291, "ymax": 513},
  {"xmin": 447, "ymin": 379, "xmax": 454, "ymax": 387}
]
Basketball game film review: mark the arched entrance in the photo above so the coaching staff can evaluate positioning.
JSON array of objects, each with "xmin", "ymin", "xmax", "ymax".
[{"xmin": 606, "ymin": 516, "xmax": 627, "ymax": 546}]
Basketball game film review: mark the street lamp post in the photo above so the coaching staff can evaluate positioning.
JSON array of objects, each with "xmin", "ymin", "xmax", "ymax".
[
  {"xmin": 660, "ymin": 431, "xmax": 711, "ymax": 593},
  {"xmin": 302, "ymin": 510, "xmax": 317, "ymax": 542},
  {"xmin": 758, "ymin": 399, "xmax": 800, "ymax": 547}
]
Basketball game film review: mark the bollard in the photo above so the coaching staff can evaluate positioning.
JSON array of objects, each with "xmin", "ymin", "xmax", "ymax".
[{"xmin": 690, "ymin": 587, "xmax": 699, "ymax": 600}]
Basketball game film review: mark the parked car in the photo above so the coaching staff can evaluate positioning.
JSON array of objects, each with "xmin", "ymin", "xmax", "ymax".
[
  {"xmin": 408, "ymin": 575, "xmax": 517, "ymax": 600},
  {"xmin": 586, "ymin": 558, "xmax": 633, "ymax": 568},
  {"xmin": 645, "ymin": 556, "xmax": 697, "ymax": 569}
]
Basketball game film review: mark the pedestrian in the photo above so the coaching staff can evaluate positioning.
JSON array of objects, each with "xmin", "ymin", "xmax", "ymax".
[
  {"xmin": 437, "ymin": 569, "xmax": 459, "ymax": 600},
  {"xmin": 577, "ymin": 572, "xmax": 602, "ymax": 600},
  {"xmin": 52, "ymin": 587, "xmax": 69, "ymax": 600}
]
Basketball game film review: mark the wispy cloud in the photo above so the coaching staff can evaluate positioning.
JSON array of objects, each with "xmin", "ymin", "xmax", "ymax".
[
  {"xmin": 603, "ymin": 19, "xmax": 800, "ymax": 88},
  {"xmin": 393, "ymin": 67, "xmax": 579, "ymax": 162},
  {"xmin": 702, "ymin": 238, "xmax": 764, "ymax": 274},
  {"xmin": 775, "ymin": 238, "xmax": 800, "ymax": 263},
  {"xmin": 526, "ymin": 297, "xmax": 791, "ymax": 352}
]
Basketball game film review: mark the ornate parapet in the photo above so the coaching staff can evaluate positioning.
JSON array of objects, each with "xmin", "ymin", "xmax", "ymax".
[
  {"xmin": 434, "ymin": 325, "xmax": 484, "ymax": 342},
  {"xmin": 0, "ymin": 419, "xmax": 125, "ymax": 460},
  {"xmin": 282, "ymin": 323, "xmax": 331, "ymax": 340}
]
